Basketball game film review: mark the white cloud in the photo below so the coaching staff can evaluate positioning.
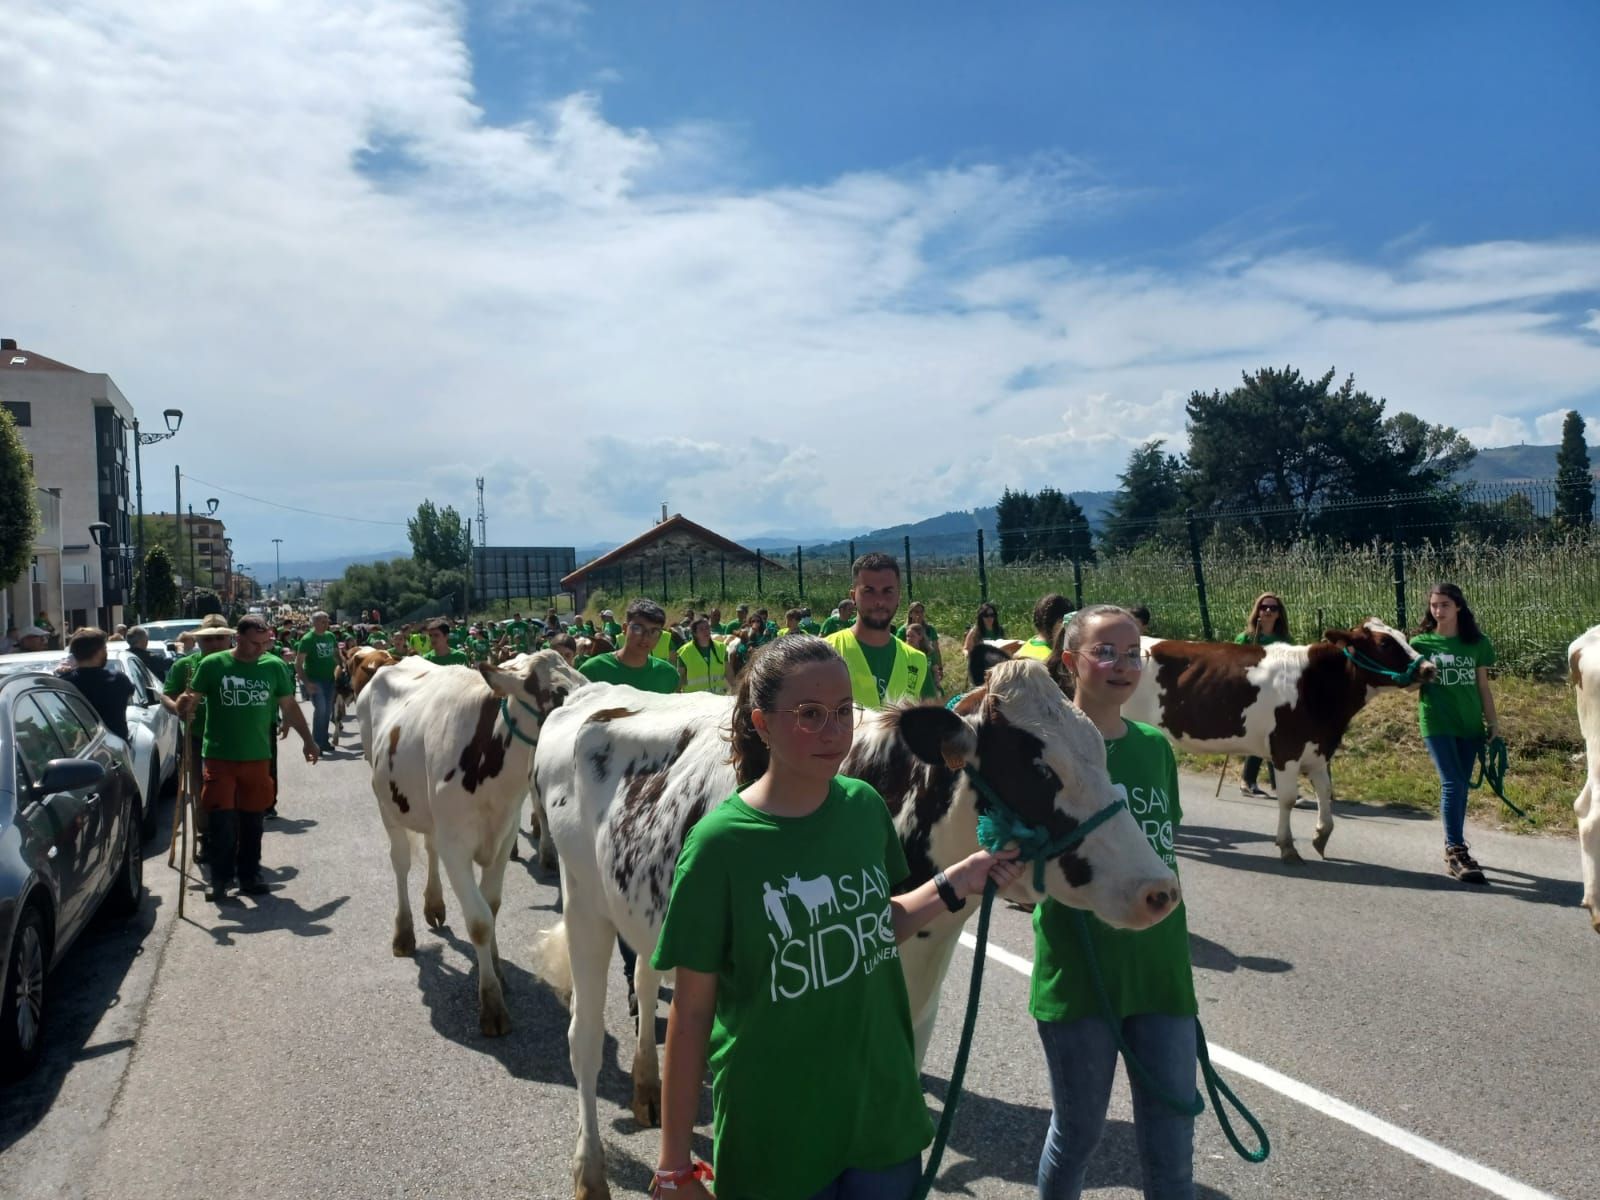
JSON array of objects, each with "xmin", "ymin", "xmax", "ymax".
[
  {"xmin": 1460, "ymin": 416, "xmax": 1532, "ymax": 447},
  {"xmin": 3, "ymin": 1, "xmax": 1600, "ymax": 566},
  {"xmin": 1584, "ymin": 309, "xmax": 1600, "ymax": 335}
]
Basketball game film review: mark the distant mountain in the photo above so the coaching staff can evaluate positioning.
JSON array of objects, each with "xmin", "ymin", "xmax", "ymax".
[
  {"xmin": 1459, "ymin": 442, "xmax": 1599, "ymax": 485},
  {"xmin": 797, "ymin": 492, "xmax": 1117, "ymax": 559},
  {"xmin": 275, "ymin": 549, "xmax": 410, "ymax": 581}
]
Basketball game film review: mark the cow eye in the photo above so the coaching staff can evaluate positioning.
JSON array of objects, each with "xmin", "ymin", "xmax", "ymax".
[{"xmin": 1035, "ymin": 760, "xmax": 1057, "ymax": 784}]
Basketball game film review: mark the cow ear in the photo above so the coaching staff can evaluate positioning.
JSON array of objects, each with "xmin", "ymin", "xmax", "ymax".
[
  {"xmin": 477, "ymin": 662, "xmax": 514, "ymax": 698},
  {"xmin": 897, "ymin": 704, "xmax": 977, "ymax": 769},
  {"xmin": 1322, "ymin": 628, "xmax": 1353, "ymax": 646},
  {"xmin": 968, "ymin": 641, "xmax": 1012, "ymax": 687}
]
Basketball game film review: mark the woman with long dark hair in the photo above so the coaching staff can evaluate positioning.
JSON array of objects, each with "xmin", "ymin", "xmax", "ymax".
[
  {"xmin": 1235, "ymin": 593, "xmax": 1290, "ymax": 797},
  {"xmin": 1412, "ymin": 582, "xmax": 1500, "ymax": 884},
  {"xmin": 962, "ymin": 602, "xmax": 1007, "ymax": 655}
]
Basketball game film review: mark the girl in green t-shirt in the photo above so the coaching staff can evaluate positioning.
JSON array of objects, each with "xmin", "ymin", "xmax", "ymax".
[
  {"xmin": 961, "ymin": 602, "xmax": 1006, "ymax": 656},
  {"xmin": 1234, "ymin": 592, "xmax": 1291, "ymax": 798},
  {"xmin": 1411, "ymin": 582, "xmax": 1500, "ymax": 885},
  {"xmin": 651, "ymin": 635, "xmax": 1021, "ymax": 1200},
  {"xmin": 1033, "ymin": 605, "xmax": 1198, "ymax": 1200}
]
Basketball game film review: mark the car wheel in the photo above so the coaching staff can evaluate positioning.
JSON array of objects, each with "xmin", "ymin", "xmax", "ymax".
[
  {"xmin": 107, "ymin": 794, "xmax": 145, "ymax": 918},
  {"xmin": 1, "ymin": 905, "xmax": 50, "ymax": 1080},
  {"xmin": 141, "ymin": 763, "xmax": 160, "ymax": 840}
]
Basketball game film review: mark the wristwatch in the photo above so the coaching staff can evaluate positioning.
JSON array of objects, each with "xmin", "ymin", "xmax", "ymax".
[{"xmin": 933, "ymin": 869, "xmax": 966, "ymax": 913}]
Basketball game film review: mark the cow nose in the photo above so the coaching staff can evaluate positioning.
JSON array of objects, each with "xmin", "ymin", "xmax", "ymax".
[{"xmin": 1140, "ymin": 880, "xmax": 1181, "ymax": 918}]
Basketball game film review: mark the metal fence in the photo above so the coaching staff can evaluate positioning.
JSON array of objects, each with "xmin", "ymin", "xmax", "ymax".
[{"xmin": 576, "ymin": 480, "xmax": 1598, "ymax": 677}]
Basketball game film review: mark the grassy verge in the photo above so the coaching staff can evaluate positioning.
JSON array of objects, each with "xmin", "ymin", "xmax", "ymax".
[{"xmin": 1175, "ymin": 676, "xmax": 1584, "ymax": 835}]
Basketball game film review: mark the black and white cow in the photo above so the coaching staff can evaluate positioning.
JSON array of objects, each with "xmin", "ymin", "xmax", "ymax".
[{"xmin": 529, "ymin": 654, "xmax": 1180, "ymax": 1200}]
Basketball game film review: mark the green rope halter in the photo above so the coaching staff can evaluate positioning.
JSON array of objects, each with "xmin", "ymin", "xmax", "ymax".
[
  {"xmin": 962, "ymin": 765, "xmax": 1126, "ymax": 891},
  {"xmin": 1470, "ymin": 734, "xmax": 1526, "ymax": 819},
  {"xmin": 1342, "ymin": 646, "xmax": 1426, "ymax": 685},
  {"xmin": 498, "ymin": 696, "xmax": 544, "ymax": 747}
]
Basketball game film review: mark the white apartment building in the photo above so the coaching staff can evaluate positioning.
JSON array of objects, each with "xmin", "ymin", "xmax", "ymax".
[{"xmin": 1, "ymin": 337, "xmax": 135, "ymax": 632}]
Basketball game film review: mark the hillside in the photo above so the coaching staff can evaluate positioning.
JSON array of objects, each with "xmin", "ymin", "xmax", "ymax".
[{"xmin": 1460, "ymin": 442, "xmax": 1599, "ymax": 484}]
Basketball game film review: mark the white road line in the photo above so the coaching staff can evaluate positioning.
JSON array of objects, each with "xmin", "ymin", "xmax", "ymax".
[{"xmin": 956, "ymin": 931, "xmax": 1562, "ymax": 1200}]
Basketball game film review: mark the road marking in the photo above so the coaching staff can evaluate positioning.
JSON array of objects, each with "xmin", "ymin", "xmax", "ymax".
[{"xmin": 957, "ymin": 931, "xmax": 1562, "ymax": 1200}]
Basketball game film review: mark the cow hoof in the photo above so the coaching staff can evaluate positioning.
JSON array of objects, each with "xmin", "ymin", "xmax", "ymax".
[
  {"xmin": 1277, "ymin": 842, "xmax": 1303, "ymax": 864},
  {"xmin": 509, "ymin": 842, "xmax": 523, "ymax": 862},
  {"xmin": 424, "ymin": 901, "xmax": 447, "ymax": 929},
  {"xmin": 392, "ymin": 925, "xmax": 416, "ymax": 956},
  {"xmin": 630, "ymin": 1079, "xmax": 662, "ymax": 1127},
  {"xmin": 1587, "ymin": 903, "xmax": 1600, "ymax": 934},
  {"xmin": 574, "ymin": 1169, "xmax": 613, "ymax": 1200},
  {"xmin": 1312, "ymin": 828, "xmax": 1332, "ymax": 857},
  {"xmin": 539, "ymin": 848, "xmax": 559, "ymax": 872},
  {"xmin": 479, "ymin": 996, "xmax": 513, "ymax": 1037}
]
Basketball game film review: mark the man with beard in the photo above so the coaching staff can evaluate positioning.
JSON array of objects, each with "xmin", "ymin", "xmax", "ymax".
[{"xmin": 823, "ymin": 551, "xmax": 936, "ymax": 709}]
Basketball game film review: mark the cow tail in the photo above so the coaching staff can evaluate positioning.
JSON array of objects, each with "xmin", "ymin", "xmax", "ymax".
[{"xmin": 530, "ymin": 921, "xmax": 573, "ymax": 1008}]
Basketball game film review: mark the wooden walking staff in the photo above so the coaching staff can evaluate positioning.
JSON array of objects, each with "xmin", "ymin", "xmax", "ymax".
[
  {"xmin": 166, "ymin": 719, "xmax": 199, "ymax": 917},
  {"xmin": 1215, "ymin": 755, "xmax": 1231, "ymax": 797}
]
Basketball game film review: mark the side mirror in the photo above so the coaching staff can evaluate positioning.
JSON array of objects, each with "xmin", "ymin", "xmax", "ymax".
[{"xmin": 38, "ymin": 757, "xmax": 108, "ymax": 794}]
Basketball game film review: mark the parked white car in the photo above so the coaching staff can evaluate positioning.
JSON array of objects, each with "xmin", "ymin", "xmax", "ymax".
[{"xmin": 0, "ymin": 649, "xmax": 181, "ymax": 839}]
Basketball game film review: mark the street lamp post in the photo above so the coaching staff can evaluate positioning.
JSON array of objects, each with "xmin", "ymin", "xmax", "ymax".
[
  {"xmin": 272, "ymin": 538, "xmax": 283, "ymax": 601},
  {"xmin": 131, "ymin": 408, "xmax": 182, "ymax": 620}
]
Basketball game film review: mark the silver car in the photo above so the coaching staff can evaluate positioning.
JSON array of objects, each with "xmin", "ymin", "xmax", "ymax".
[
  {"xmin": 0, "ymin": 673, "xmax": 144, "ymax": 1078},
  {"xmin": 0, "ymin": 650, "xmax": 180, "ymax": 840}
]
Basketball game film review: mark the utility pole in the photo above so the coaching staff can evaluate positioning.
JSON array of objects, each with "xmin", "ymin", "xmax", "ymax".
[
  {"xmin": 272, "ymin": 538, "xmax": 283, "ymax": 601},
  {"xmin": 475, "ymin": 476, "xmax": 487, "ymax": 547}
]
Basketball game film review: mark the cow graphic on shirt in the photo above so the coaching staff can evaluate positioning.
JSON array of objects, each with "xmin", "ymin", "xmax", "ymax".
[{"xmin": 761, "ymin": 865, "xmax": 898, "ymax": 1001}]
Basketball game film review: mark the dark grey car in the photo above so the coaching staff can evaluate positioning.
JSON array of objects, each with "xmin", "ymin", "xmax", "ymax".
[{"xmin": 0, "ymin": 673, "xmax": 144, "ymax": 1080}]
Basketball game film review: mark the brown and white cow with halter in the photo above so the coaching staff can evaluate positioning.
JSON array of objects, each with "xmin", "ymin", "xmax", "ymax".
[
  {"xmin": 529, "ymin": 653, "xmax": 1180, "ymax": 1200},
  {"xmin": 1123, "ymin": 618, "xmax": 1436, "ymax": 862},
  {"xmin": 358, "ymin": 650, "xmax": 585, "ymax": 1034},
  {"xmin": 332, "ymin": 644, "xmax": 396, "ymax": 747},
  {"xmin": 1568, "ymin": 626, "xmax": 1600, "ymax": 933}
]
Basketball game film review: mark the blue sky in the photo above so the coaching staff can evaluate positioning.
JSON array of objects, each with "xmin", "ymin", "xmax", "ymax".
[{"xmin": 2, "ymin": 1, "xmax": 1598, "ymax": 569}]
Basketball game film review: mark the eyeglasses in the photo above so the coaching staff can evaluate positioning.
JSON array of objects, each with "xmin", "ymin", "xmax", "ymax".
[
  {"xmin": 1080, "ymin": 645, "xmax": 1146, "ymax": 670},
  {"xmin": 628, "ymin": 622, "xmax": 664, "ymax": 639},
  {"xmin": 769, "ymin": 702, "xmax": 856, "ymax": 734}
]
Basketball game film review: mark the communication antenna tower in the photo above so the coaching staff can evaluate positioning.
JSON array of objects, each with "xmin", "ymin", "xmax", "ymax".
[{"xmin": 475, "ymin": 476, "xmax": 487, "ymax": 546}]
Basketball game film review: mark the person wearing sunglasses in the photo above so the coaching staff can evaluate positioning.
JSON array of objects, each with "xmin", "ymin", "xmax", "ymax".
[
  {"xmin": 1033, "ymin": 604, "xmax": 1197, "ymax": 1200},
  {"xmin": 1234, "ymin": 593, "xmax": 1290, "ymax": 798},
  {"xmin": 578, "ymin": 598, "xmax": 681, "ymax": 695},
  {"xmin": 650, "ymin": 635, "xmax": 1022, "ymax": 1200}
]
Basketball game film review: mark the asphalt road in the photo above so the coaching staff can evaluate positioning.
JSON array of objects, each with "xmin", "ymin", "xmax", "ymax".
[{"xmin": 4, "ymin": 701, "xmax": 1596, "ymax": 1200}]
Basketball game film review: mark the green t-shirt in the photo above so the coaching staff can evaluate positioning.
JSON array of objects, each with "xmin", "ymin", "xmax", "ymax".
[
  {"xmin": 799, "ymin": 618, "xmax": 821, "ymax": 634},
  {"xmin": 651, "ymin": 777, "xmax": 934, "ymax": 1199},
  {"xmin": 188, "ymin": 651, "xmax": 294, "ymax": 762},
  {"xmin": 858, "ymin": 637, "xmax": 939, "ymax": 700},
  {"xmin": 296, "ymin": 630, "xmax": 339, "ymax": 680},
  {"xmin": 1234, "ymin": 631, "xmax": 1288, "ymax": 646},
  {"xmin": 1412, "ymin": 632, "xmax": 1496, "ymax": 738},
  {"xmin": 578, "ymin": 652, "xmax": 680, "ymax": 694},
  {"xmin": 602, "ymin": 620, "xmax": 623, "ymax": 640},
  {"xmin": 165, "ymin": 651, "xmax": 206, "ymax": 738},
  {"xmin": 505, "ymin": 620, "xmax": 529, "ymax": 649},
  {"xmin": 1031, "ymin": 720, "xmax": 1196, "ymax": 1023},
  {"xmin": 819, "ymin": 615, "xmax": 855, "ymax": 636},
  {"xmin": 424, "ymin": 649, "xmax": 470, "ymax": 666}
]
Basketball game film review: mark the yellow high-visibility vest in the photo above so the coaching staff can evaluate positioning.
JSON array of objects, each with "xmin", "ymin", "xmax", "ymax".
[
  {"xmin": 825, "ymin": 628, "xmax": 928, "ymax": 709},
  {"xmin": 676, "ymin": 641, "xmax": 728, "ymax": 693},
  {"xmin": 1016, "ymin": 637, "xmax": 1052, "ymax": 661},
  {"xmin": 652, "ymin": 629, "xmax": 676, "ymax": 660}
]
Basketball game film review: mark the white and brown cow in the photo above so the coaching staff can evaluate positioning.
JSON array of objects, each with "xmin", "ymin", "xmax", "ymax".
[
  {"xmin": 1568, "ymin": 626, "xmax": 1600, "ymax": 933},
  {"xmin": 530, "ymin": 655, "xmax": 1180, "ymax": 1200},
  {"xmin": 358, "ymin": 651, "xmax": 585, "ymax": 1034},
  {"xmin": 1125, "ymin": 618, "xmax": 1436, "ymax": 862},
  {"xmin": 332, "ymin": 644, "xmax": 396, "ymax": 747}
]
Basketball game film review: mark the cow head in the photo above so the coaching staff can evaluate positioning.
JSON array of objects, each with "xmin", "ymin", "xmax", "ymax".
[
  {"xmin": 899, "ymin": 657, "xmax": 1179, "ymax": 930},
  {"xmin": 479, "ymin": 649, "xmax": 587, "ymax": 720},
  {"xmin": 1323, "ymin": 619, "xmax": 1436, "ymax": 689}
]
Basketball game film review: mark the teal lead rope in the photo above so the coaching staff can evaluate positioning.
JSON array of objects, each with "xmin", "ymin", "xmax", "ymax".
[
  {"xmin": 912, "ymin": 769, "xmax": 1267, "ymax": 1199},
  {"xmin": 498, "ymin": 696, "xmax": 543, "ymax": 747},
  {"xmin": 1470, "ymin": 734, "xmax": 1526, "ymax": 819}
]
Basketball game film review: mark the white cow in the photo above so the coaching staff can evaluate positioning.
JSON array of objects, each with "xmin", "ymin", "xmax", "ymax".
[
  {"xmin": 358, "ymin": 651, "xmax": 585, "ymax": 1034},
  {"xmin": 1569, "ymin": 627, "xmax": 1600, "ymax": 933},
  {"xmin": 530, "ymin": 653, "xmax": 1181, "ymax": 1200}
]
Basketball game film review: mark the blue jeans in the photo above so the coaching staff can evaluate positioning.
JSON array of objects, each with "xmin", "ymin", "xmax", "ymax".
[
  {"xmin": 1424, "ymin": 733, "xmax": 1482, "ymax": 848},
  {"xmin": 1036, "ymin": 1014, "xmax": 1196, "ymax": 1200},
  {"xmin": 304, "ymin": 677, "xmax": 335, "ymax": 748},
  {"xmin": 806, "ymin": 1156, "xmax": 920, "ymax": 1200}
]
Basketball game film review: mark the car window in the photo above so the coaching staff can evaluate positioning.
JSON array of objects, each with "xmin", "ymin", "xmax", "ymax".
[
  {"xmin": 115, "ymin": 655, "xmax": 150, "ymax": 703},
  {"xmin": 14, "ymin": 694, "xmax": 66, "ymax": 781},
  {"xmin": 63, "ymin": 692, "xmax": 109, "ymax": 738},
  {"xmin": 34, "ymin": 690, "xmax": 95, "ymax": 756}
]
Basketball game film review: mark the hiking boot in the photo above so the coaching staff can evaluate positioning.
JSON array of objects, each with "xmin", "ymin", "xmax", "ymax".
[
  {"xmin": 1445, "ymin": 844, "xmax": 1488, "ymax": 885},
  {"xmin": 1239, "ymin": 784, "xmax": 1270, "ymax": 798}
]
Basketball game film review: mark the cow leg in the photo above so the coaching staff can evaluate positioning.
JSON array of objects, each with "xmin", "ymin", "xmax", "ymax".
[
  {"xmin": 564, "ymin": 898, "xmax": 617, "ymax": 1200},
  {"xmin": 438, "ymin": 843, "xmax": 512, "ymax": 1037},
  {"xmin": 387, "ymin": 824, "xmax": 416, "ymax": 956},
  {"xmin": 535, "ymin": 792, "xmax": 559, "ymax": 872},
  {"xmin": 423, "ymin": 833, "xmax": 446, "ymax": 929},
  {"xmin": 630, "ymin": 959, "xmax": 662, "ymax": 1127},
  {"xmin": 1308, "ymin": 759, "xmax": 1336, "ymax": 857},
  {"xmin": 480, "ymin": 828, "xmax": 515, "ymax": 987},
  {"xmin": 902, "ymin": 926, "xmax": 963, "ymax": 1067},
  {"xmin": 1577, "ymin": 777, "xmax": 1600, "ymax": 933},
  {"xmin": 1273, "ymin": 766, "xmax": 1302, "ymax": 863}
]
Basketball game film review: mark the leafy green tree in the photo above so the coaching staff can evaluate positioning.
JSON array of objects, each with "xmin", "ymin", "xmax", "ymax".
[
  {"xmin": 0, "ymin": 405, "xmax": 39, "ymax": 589},
  {"xmin": 137, "ymin": 545, "xmax": 180, "ymax": 619},
  {"xmin": 408, "ymin": 501, "xmax": 469, "ymax": 574},
  {"xmin": 1102, "ymin": 440, "xmax": 1187, "ymax": 552},
  {"xmin": 995, "ymin": 487, "xmax": 1035, "ymax": 564},
  {"xmin": 1029, "ymin": 488, "xmax": 1097, "ymax": 563},
  {"xmin": 1555, "ymin": 410, "xmax": 1594, "ymax": 529}
]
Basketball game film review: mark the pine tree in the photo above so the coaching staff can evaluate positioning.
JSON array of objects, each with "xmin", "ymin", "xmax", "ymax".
[
  {"xmin": 138, "ymin": 545, "xmax": 181, "ymax": 619},
  {"xmin": 0, "ymin": 404, "xmax": 39, "ymax": 590},
  {"xmin": 995, "ymin": 487, "xmax": 1036, "ymax": 564},
  {"xmin": 1555, "ymin": 410, "xmax": 1594, "ymax": 529},
  {"xmin": 1103, "ymin": 440, "xmax": 1187, "ymax": 552}
]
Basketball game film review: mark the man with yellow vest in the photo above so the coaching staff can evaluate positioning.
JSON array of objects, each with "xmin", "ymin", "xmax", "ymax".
[
  {"xmin": 1017, "ymin": 593, "xmax": 1072, "ymax": 661},
  {"xmin": 676, "ymin": 617, "xmax": 733, "ymax": 694},
  {"xmin": 824, "ymin": 551, "xmax": 938, "ymax": 708}
]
